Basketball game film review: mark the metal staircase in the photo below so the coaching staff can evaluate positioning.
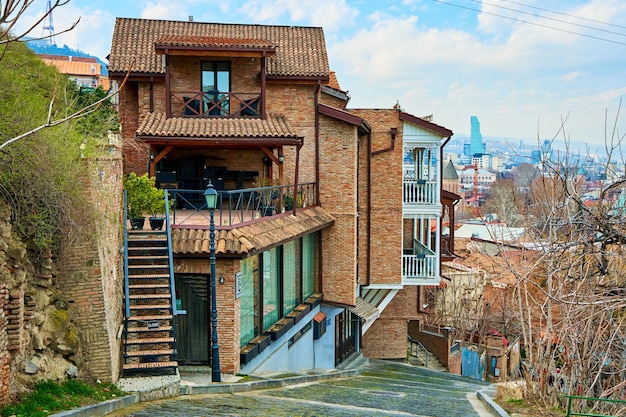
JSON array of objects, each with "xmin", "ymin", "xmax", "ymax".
[{"xmin": 122, "ymin": 192, "xmax": 179, "ymax": 376}]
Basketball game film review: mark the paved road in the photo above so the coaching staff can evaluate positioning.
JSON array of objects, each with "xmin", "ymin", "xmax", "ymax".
[{"xmin": 108, "ymin": 361, "xmax": 496, "ymax": 417}]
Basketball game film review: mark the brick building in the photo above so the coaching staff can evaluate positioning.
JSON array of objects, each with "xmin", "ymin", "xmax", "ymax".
[{"xmin": 108, "ymin": 17, "xmax": 454, "ymax": 378}]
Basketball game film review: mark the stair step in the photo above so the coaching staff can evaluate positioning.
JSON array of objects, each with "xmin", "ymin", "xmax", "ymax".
[
  {"xmin": 127, "ymin": 325, "xmax": 173, "ymax": 333},
  {"xmin": 128, "ymin": 265, "xmax": 169, "ymax": 269},
  {"xmin": 128, "ymin": 230, "xmax": 167, "ymax": 235},
  {"xmin": 129, "ymin": 304, "xmax": 171, "ymax": 310},
  {"xmin": 128, "ymin": 294, "xmax": 171, "ymax": 300},
  {"xmin": 127, "ymin": 315, "xmax": 173, "ymax": 321},
  {"xmin": 125, "ymin": 349, "xmax": 175, "ymax": 357},
  {"xmin": 128, "ymin": 255, "xmax": 169, "ymax": 260},
  {"xmin": 129, "ymin": 283, "xmax": 170, "ymax": 289},
  {"xmin": 125, "ymin": 337, "xmax": 175, "ymax": 345},
  {"xmin": 128, "ymin": 273, "xmax": 170, "ymax": 279},
  {"xmin": 123, "ymin": 361, "xmax": 178, "ymax": 371}
]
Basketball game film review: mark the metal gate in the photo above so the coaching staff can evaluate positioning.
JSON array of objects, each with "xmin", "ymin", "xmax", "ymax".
[{"xmin": 461, "ymin": 347, "xmax": 483, "ymax": 380}]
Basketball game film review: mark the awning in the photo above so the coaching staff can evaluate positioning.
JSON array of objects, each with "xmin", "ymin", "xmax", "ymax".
[{"xmin": 348, "ymin": 297, "xmax": 380, "ymax": 328}]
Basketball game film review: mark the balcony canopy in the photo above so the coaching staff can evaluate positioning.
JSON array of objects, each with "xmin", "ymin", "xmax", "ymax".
[{"xmin": 136, "ymin": 112, "xmax": 302, "ymax": 147}]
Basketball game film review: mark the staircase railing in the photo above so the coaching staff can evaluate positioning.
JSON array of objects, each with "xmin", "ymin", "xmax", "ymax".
[
  {"xmin": 123, "ymin": 190, "xmax": 130, "ymax": 319},
  {"xmin": 408, "ymin": 335, "xmax": 430, "ymax": 367},
  {"xmin": 165, "ymin": 190, "xmax": 185, "ymax": 316}
]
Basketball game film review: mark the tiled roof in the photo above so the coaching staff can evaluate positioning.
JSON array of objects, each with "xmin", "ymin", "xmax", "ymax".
[
  {"xmin": 136, "ymin": 112, "xmax": 298, "ymax": 138},
  {"xmin": 109, "ymin": 18, "xmax": 330, "ymax": 78},
  {"xmin": 42, "ymin": 58, "xmax": 101, "ymax": 77},
  {"xmin": 327, "ymin": 71, "xmax": 342, "ymax": 91},
  {"xmin": 155, "ymin": 35, "xmax": 276, "ymax": 50},
  {"xmin": 171, "ymin": 206, "xmax": 335, "ymax": 256}
]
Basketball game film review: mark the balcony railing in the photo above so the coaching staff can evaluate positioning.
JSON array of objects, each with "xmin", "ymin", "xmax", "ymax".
[
  {"xmin": 170, "ymin": 91, "xmax": 261, "ymax": 118},
  {"xmin": 164, "ymin": 183, "xmax": 316, "ymax": 228},
  {"xmin": 403, "ymin": 179, "xmax": 437, "ymax": 205},
  {"xmin": 402, "ymin": 239, "xmax": 437, "ymax": 281}
]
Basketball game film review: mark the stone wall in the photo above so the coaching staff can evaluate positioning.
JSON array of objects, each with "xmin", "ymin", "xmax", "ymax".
[
  {"xmin": 0, "ymin": 283, "xmax": 9, "ymax": 405},
  {"xmin": 0, "ymin": 145, "xmax": 124, "ymax": 406},
  {"xmin": 54, "ymin": 155, "xmax": 124, "ymax": 381}
]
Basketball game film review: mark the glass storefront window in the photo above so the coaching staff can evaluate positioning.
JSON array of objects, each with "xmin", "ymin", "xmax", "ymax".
[
  {"xmin": 262, "ymin": 248, "xmax": 280, "ymax": 331},
  {"xmin": 240, "ymin": 256, "xmax": 259, "ymax": 347},
  {"xmin": 302, "ymin": 233, "xmax": 316, "ymax": 299},
  {"xmin": 282, "ymin": 240, "xmax": 301, "ymax": 315}
]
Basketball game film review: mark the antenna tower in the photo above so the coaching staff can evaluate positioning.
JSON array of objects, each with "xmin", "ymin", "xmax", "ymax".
[{"xmin": 42, "ymin": 0, "xmax": 56, "ymax": 46}]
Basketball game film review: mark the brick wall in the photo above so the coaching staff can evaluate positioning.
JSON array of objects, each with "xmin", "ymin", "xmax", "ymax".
[
  {"xmin": 55, "ymin": 155, "xmax": 124, "ymax": 381},
  {"xmin": 408, "ymin": 322, "xmax": 454, "ymax": 368},
  {"xmin": 318, "ymin": 115, "xmax": 358, "ymax": 306},
  {"xmin": 362, "ymin": 287, "xmax": 420, "ymax": 359},
  {"xmin": 351, "ymin": 109, "xmax": 404, "ymax": 286},
  {"xmin": 362, "ymin": 318, "xmax": 407, "ymax": 359}
]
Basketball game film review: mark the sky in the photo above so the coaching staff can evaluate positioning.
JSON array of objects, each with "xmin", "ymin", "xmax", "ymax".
[{"xmin": 13, "ymin": 0, "xmax": 626, "ymax": 147}]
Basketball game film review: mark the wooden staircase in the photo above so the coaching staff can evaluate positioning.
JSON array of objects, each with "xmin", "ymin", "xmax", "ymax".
[{"xmin": 122, "ymin": 229, "xmax": 178, "ymax": 376}]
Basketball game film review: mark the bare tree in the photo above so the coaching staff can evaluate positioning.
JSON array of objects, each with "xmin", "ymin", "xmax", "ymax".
[
  {"xmin": 1, "ymin": 0, "xmax": 79, "ymax": 47},
  {"xmin": 490, "ymin": 107, "xmax": 626, "ymax": 414}
]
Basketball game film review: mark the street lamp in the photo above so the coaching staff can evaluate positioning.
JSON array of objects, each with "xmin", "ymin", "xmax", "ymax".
[{"xmin": 203, "ymin": 180, "xmax": 221, "ymax": 382}]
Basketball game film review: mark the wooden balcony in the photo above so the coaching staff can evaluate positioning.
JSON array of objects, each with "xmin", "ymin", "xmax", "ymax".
[
  {"xmin": 169, "ymin": 91, "xmax": 262, "ymax": 118},
  {"xmin": 160, "ymin": 183, "xmax": 316, "ymax": 229}
]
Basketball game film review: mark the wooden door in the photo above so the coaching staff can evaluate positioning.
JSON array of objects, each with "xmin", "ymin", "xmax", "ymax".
[{"xmin": 174, "ymin": 275, "xmax": 209, "ymax": 364}]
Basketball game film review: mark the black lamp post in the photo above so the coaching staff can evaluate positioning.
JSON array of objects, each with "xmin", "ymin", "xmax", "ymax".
[{"xmin": 204, "ymin": 180, "xmax": 221, "ymax": 382}]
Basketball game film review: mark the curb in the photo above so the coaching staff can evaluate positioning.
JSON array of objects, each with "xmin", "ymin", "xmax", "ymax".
[
  {"xmin": 181, "ymin": 368, "xmax": 361, "ymax": 395},
  {"xmin": 48, "ymin": 369, "xmax": 361, "ymax": 416},
  {"xmin": 49, "ymin": 394, "xmax": 140, "ymax": 417},
  {"xmin": 477, "ymin": 387, "xmax": 510, "ymax": 417}
]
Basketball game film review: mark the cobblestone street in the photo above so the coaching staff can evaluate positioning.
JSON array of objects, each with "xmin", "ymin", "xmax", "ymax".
[{"xmin": 107, "ymin": 361, "xmax": 498, "ymax": 417}]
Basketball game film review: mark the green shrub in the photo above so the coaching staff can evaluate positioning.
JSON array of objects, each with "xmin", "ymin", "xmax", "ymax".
[{"xmin": 0, "ymin": 379, "xmax": 124, "ymax": 417}]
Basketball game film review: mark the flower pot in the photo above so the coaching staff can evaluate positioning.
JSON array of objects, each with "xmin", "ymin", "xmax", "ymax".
[
  {"xmin": 129, "ymin": 217, "xmax": 145, "ymax": 230},
  {"xmin": 149, "ymin": 217, "xmax": 165, "ymax": 230}
]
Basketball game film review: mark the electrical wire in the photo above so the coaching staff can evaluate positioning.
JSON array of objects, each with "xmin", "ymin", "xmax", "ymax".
[
  {"xmin": 468, "ymin": 0, "xmax": 626, "ymax": 38},
  {"xmin": 432, "ymin": 0, "xmax": 626, "ymax": 46},
  {"xmin": 499, "ymin": 0, "xmax": 626, "ymax": 30}
]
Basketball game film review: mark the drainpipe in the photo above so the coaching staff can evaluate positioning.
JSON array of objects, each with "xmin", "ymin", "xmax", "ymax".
[
  {"xmin": 164, "ymin": 52, "xmax": 171, "ymax": 118},
  {"xmin": 314, "ymin": 80, "xmax": 321, "ymax": 205},
  {"xmin": 371, "ymin": 127, "xmax": 397, "ymax": 155},
  {"xmin": 314, "ymin": 80, "xmax": 322, "ymax": 292},
  {"xmin": 439, "ymin": 135, "xmax": 453, "ymax": 273},
  {"xmin": 365, "ymin": 129, "xmax": 372, "ymax": 287}
]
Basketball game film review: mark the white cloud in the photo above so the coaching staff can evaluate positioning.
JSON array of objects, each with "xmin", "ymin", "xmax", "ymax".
[
  {"xmin": 562, "ymin": 71, "xmax": 582, "ymax": 82},
  {"xmin": 140, "ymin": 1, "xmax": 189, "ymax": 20},
  {"xmin": 241, "ymin": 0, "xmax": 358, "ymax": 32}
]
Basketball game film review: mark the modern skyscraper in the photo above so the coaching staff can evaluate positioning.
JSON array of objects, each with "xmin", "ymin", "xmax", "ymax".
[{"xmin": 470, "ymin": 116, "xmax": 486, "ymax": 157}]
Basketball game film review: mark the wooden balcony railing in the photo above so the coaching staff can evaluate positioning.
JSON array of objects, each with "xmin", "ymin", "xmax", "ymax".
[
  {"xmin": 164, "ymin": 183, "xmax": 316, "ymax": 228},
  {"xmin": 403, "ymin": 180, "xmax": 437, "ymax": 205},
  {"xmin": 169, "ymin": 91, "xmax": 261, "ymax": 118}
]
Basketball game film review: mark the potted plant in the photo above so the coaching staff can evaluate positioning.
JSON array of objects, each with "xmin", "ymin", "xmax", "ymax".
[
  {"xmin": 283, "ymin": 193, "xmax": 294, "ymax": 211},
  {"xmin": 147, "ymin": 187, "xmax": 171, "ymax": 230},
  {"xmin": 124, "ymin": 172, "xmax": 155, "ymax": 230},
  {"xmin": 254, "ymin": 176, "xmax": 279, "ymax": 216}
]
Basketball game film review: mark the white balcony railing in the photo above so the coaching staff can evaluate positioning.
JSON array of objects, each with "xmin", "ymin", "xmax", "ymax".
[
  {"xmin": 402, "ymin": 254, "xmax": 437, "ymax": 280},
  {"xmin": 403, "ymin": 180, "xmax": 437, "ymax": 204}
]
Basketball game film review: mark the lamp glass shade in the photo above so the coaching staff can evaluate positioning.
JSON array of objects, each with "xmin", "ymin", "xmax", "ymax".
[{"xmin": 204, "ymin": 183, "xmax": 218, "ymax": 209}]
